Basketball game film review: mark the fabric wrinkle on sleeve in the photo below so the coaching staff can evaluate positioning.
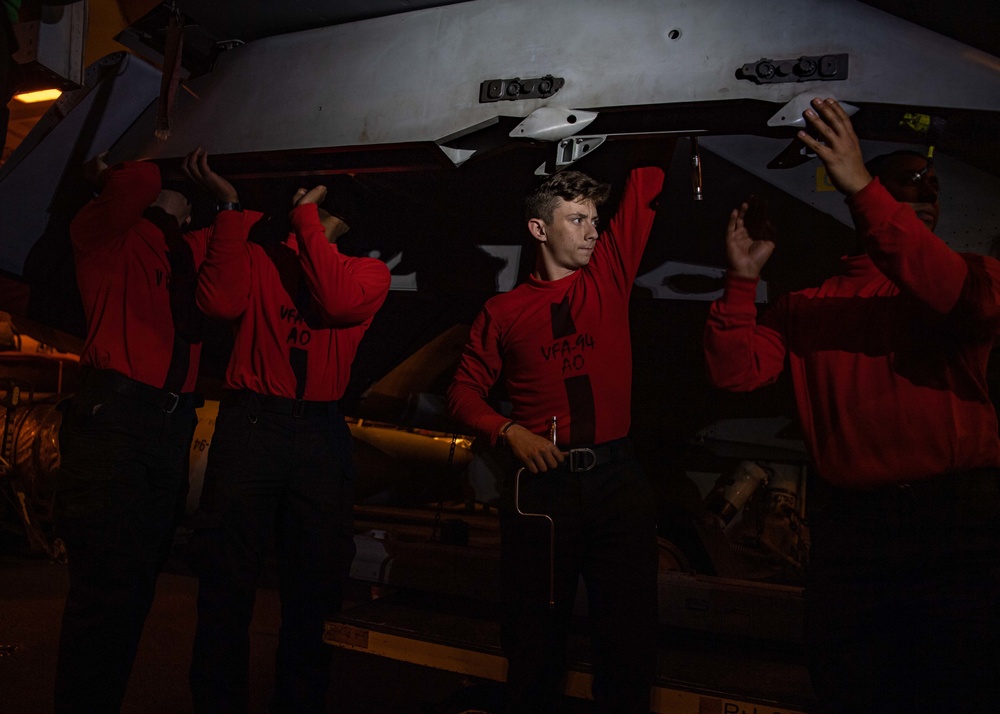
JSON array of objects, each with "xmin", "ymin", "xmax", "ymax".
[
  {"xmin": 195, "ymin": 210, "xmax": 255, "ymax": 319},
  {"xmin": 849, "ymin": 178, "xmax": 969, "ymax": 315},
  {"xmin": 447, "ymin": 307, "xmax": 509, "ymax": 443},
  {"xmin": 704, "ymin": 272, "xmax": 787, "ymax": 391},
  {"xmin": 955, "ymin": 254, "xmax": 1000, "ymax": 329},
  {"xmin": 70, "ymin": 162, "xmax": 162, "ymax": 256},
  {"xmin": 290, "ymin": 204, "xmax": 391, "ymax": 325},
  {"xmin": 598, "ymin": 166, "xmax": 665, "ymax": 290}
]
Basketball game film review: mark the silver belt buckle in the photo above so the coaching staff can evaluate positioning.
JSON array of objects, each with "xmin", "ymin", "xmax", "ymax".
[{"xmin": 568, "ymin": 448, "xmax": 597, "ymax": 472}]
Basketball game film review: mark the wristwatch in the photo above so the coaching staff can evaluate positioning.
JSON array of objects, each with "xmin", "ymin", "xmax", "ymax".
[{"xmin": 216, "ymin": 201, "xmax": 243, "ymax": 213}]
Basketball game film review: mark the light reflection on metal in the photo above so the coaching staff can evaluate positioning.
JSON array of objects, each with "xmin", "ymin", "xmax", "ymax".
[
  {"xmin": 13, "ymin": 89, "xmax": 62, "ymax": 104},
  {"xmin": 509, "ymin": 106, "xmax": 597, "ymax": 142},
  {"xmin": 766, "ymin": 93, "xmax": 858, "ymax": 128},
  {"xmin": 347, "ymin": 417, "xmax": 473, "ymax": 466},
  {"xmin": 185, "ymin": 402, "xmax": 477, "ymax": 516},
  {"xmin": 690, "ymin": 136, "xmax": 703, "ymax": 201},
  {"xmin": 0, "ymin": 397, "xmax": 63, "ymax": 558}
]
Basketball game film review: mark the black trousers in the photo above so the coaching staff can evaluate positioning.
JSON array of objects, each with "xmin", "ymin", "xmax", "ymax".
[
  {"xmin": 805, "ymin": 468, "xmax": 1000, "ymax": 714},
  {"xmin": 53, "ymin": 379, "xmax": 197, "ymax": 713},
  {"xmin": 499, "ymin": 451, "xmax": 658, "ymax": 714},
  {"xmin": 188, "ymin": 392, "xmax": 356, "ymax": 714}
]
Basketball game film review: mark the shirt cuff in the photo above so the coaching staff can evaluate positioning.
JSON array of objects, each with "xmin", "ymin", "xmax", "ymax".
[
  {"xmin": 724, "ymin": 271, "xmax": 759, "ymax": 296},
  {"xmin": 846, "ymin": 177, "xmax": 894, "ymax": 218}
]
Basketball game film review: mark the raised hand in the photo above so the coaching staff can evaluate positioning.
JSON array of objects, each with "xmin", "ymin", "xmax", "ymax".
[
  {"xmin": 725, "ymin": 202, "xmax": 775, "ymax": 279},
  {"xmin": 797, "ymin": 98, "xmax": 872, "ymax": 196},
  {"xmin": 292, "ymin": 186, "xmax": 328, "ymax": 207},
  {"xmin": 182, "ymin": 148, "xmax": 239, "ymax": 202}
]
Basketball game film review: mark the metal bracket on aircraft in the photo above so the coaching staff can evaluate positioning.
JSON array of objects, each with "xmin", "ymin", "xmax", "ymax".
[
  {"xmin": 509, "ymin": 106, "xmax": 597, "ymax": 141},
  {"xmin": 767, "ymin": 94, "xmax": 858, "ymax": 128},
  {"xmin": 737, "ymin": 54, "xmax": 848, "ymax": 84},
  {"xmin": 764, "ymin": 94, "xmax": 859, "ymax": 168},
  {"xmin": 535, "ymin": 135, "xmax": 607, "ymax": 175},
  {"xmin": 479, "ymin": 75, "xmax": 564, "ymax": 103},
  {"xmin": 508, "ymin": 106, "xmax": 604, "ymax": 173},
  {"xmin": 436, "ymin": 146, "xmax": 477, "ymax": 166}
]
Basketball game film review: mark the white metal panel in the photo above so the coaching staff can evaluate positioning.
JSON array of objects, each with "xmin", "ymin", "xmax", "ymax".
[
  {"xmin": 116, "ymin": 0, "xmax": 1000, "ymax": 160},
  {"xmin": 35, "ymin": 1, "xmax": 88, "ymax": 88},
  {"xmin": 12, "ymin": 1, "xmax": 88, "ymax": 89},
  {"xmin": 0, "ymin": 54, "xmax": 162, "ymax": 275}
]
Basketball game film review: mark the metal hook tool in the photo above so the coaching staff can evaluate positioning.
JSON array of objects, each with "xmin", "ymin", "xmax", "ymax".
[{"xmin": 513, "ymin": 416, "xmax": 557, "ymax": 607}]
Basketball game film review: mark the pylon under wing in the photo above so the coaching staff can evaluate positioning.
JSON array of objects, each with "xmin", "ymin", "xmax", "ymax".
[
  {"xmin": 106, "ymin": 0, "xmax": 1000, "ymax": 174},
  {"xmin": 4, "ymin": 0, "xmax": 1000, "ymax": 283}
]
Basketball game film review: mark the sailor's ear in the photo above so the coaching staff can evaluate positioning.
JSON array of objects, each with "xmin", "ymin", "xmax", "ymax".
[{"xmin": 528, "ymin": 217, "xmax": 546, "ymax": 242}]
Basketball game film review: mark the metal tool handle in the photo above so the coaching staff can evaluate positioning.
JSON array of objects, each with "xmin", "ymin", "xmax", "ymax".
[{"xmin": 514, "ymin": 466, "xmax": 555, "ymax": 607}]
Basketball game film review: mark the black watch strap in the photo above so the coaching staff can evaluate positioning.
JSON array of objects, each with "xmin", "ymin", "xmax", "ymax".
[{"xmin": 216, "ymin": 201, "xmax": 242, "ymax": 213}]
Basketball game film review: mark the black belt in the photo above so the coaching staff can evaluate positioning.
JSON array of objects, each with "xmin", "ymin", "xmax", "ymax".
[
  {"xmin": 559, "ymin": 437, "xmax": 634, "ymax": 473},
  {"xmin": 223, "ymin": 389, "xmax": 339, "ymax": 418},
  {"xmin": 82, "ymin": 368, "xmax": 203, "ymax": 414}
]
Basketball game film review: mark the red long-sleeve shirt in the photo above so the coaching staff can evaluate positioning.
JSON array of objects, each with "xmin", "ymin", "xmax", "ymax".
[
  {"xmin": 704, "ymin": 178, "xmax": 1000, "ymax": 488},
  {"xmin": 448, "ymin": 167, "xmax": 664, "ymax": 447},
  {"xmin": 196, "ymin": 203, "xmax": 391, "ymax": 401},
  {"xmin": 70, "ymin": 161, "xmax": 255, "ymax": 392}
]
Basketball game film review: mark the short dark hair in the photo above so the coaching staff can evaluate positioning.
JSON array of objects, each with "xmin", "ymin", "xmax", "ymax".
[
  {"xmin": 525, "ymin": 170, "xmax": 611, "ymax": 223},
  {"xmin": 864, "ymin": 149, "xmax": 926, "ymax": 181}
]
